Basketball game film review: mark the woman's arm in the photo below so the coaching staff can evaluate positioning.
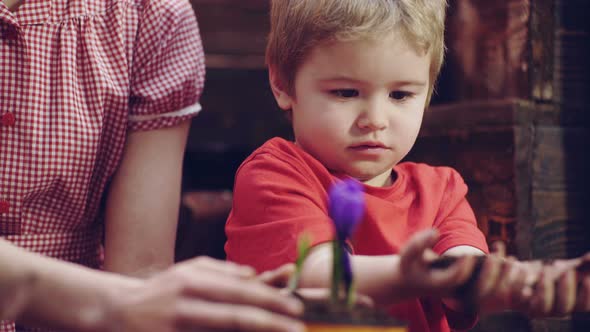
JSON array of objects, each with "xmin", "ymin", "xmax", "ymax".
[
  {"xmin": 0, "ymin": 239, "xmax": 304, "ymax": 332},
  {"xmin": 0, "ymin": 238, "xmax": 137, "ymax": 331},
  {"xmin": 103, "ymin": 121, "xmax": 190, "ymax": 277}
]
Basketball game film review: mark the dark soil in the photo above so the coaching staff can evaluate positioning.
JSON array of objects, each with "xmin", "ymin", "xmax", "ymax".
[{"xmin": 297, "ymin": 296, "xmax": 406, "ymax": 327}]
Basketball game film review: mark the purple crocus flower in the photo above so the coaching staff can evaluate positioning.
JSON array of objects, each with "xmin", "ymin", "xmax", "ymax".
[
  {"xmin": 328, "ymin": 179, "xmax": 365, "ymax": 305},
  {"xmin": 328, "ymin": 179, "xmax": 365, "ymax": 241}
]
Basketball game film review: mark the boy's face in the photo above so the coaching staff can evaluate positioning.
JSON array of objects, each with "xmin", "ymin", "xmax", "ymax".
[{"xmin": 271, "ymin": 35, "xmax": 431, "ymax": 187}]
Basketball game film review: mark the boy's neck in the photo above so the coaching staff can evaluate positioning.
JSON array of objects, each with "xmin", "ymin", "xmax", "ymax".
[{"xmin": 3, "ymin": 0, "xmax": 23, "ymax": 12}]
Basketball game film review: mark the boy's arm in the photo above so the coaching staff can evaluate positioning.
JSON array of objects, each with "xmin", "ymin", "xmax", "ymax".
[
  {"xmin": 299, "ymin": 230, "xmax": 479, "ymax": 306},
  {"xmin": 103, "ymin": 121, "xmax": 190, "ymax": 277}
]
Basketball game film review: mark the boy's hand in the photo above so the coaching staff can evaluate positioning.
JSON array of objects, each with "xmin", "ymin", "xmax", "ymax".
[
  {"xmin": 395, "ymin": 229, "xmax": 479, "ymax": 299},
  {"xmin": 471, "ymin": 255, "xmax": 531, "ymax": 314},
  {"xmin": 459, "ymin": 247, "xmax": 590, "ymax": 317},
  {"xmin": 449, "ymin": 243, "xmax": 569, "ymax": 316},
  {"xmin": 574, "ymin": 253, "xmax": 590, "ymax": 312},
  {"xmin": 522, "ymin": 254, "xmax": 590, "ymax": 316}
]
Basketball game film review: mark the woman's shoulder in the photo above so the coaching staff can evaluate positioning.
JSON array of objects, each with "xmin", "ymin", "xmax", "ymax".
[
  {"xmin": 133, "ymin": 0, "xmax": 194, "ymax": 15},
  {"xmin": 48, "ymin": 0, "xmax": 192, "ymax": 20}
]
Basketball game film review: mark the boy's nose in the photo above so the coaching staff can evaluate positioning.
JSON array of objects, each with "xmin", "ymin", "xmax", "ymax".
[{"xmin": 357, "ymin": 101, "xmax": 388, "ymax": 131}]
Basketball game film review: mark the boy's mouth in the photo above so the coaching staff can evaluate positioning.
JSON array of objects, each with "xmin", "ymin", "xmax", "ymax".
[{"xmin": 348, "ymin": 141, "xmax": 389, "ymax": 150}]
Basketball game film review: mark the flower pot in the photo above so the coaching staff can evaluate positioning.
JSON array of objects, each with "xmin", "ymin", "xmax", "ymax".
[{"xmin": 301, "ymin": 298, "xmax": 407, "ymax": 332}]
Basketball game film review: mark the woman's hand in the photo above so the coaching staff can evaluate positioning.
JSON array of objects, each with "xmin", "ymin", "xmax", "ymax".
[{"xmin": 105, "ymin": 257, "xmax": 305, "ymax": 332}]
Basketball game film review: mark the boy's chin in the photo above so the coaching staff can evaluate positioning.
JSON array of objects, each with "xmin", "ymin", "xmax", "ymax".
[{"xmin": 347, "ymin": 169, "xmax": 394, "ymax": 186}]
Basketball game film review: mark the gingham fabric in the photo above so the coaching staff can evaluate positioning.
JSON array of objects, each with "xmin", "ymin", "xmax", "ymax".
[{"xmin": 0, "ymin": 0, "xmax": 205, "ymax": 330}]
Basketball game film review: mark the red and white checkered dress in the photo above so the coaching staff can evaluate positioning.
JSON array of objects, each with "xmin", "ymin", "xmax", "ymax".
[{"xmin": 0, "ymin": 0, "xmax": 205, "ymax": 330}]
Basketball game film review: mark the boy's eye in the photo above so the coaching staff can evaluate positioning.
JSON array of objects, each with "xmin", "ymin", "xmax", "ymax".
[
  {"xmin": 389, "ymin": 91, "xmax": 413, "ymax": 100},
  {"xmin": 331, "ymin": 89, "xmax": 359, "ymax": 98}
]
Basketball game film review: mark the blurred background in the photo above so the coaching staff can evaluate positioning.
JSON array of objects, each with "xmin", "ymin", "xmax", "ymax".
[{"xmin": 177, "ymin": 1, "xmax": 589, "ymax": 330}]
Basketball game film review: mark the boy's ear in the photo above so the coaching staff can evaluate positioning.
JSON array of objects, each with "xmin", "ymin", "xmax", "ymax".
[{"xmin": 268, "ymin": 67, "xmax": 293, "ymax": 111}]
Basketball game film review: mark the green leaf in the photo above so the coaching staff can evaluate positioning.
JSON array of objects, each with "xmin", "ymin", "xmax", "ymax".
[{"xmin": 287, "ymin": 233, "xmax": 313, "ymax": 292}]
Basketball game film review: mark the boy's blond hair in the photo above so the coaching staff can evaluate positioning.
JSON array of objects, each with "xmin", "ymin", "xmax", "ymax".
[{"xmin": 266, "ymin": 0, "xmax": 448, "ymax": 105}]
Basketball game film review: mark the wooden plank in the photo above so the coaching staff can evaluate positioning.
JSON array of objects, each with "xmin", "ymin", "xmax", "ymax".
[
  {"xmin": 532, "ymin": 191, "xmax": 588, "ymax": 227},
  {"xmin": 530, "ymin": 0, "xmax": 556, "ymax": 102},
  {"xmin": 409, "ymin": 129, "xmax": 520, "ymax": 252},
  {"xmin": 554, "ymin": 0, "xmax": 590, "ymax": 107},
  {"xmin": 513, "ymin": 125, "xmax": 535, "ymax": 259},
  {"xmin": 531, "ymin": 190, "xmax": 590, "ymax": 258},
  {"xmin": 531, "ymin": 127, "xmax": 590, "ymax": 191},
  {"xmin": 421, "ymin": 99, "xmax": 556, "ymax": 136}
]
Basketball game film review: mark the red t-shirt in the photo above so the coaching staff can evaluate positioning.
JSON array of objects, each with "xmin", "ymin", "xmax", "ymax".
[{"xmin": 226, "ymin": 137, "xmax": 489, "ymax": 332}]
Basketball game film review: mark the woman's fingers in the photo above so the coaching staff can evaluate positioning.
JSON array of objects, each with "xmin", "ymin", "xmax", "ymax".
[
  {"xmin": 258, "ymin": 264, "xmax": 296, "ymax": 288},
  {"xmin": 176, "ymin": 299, "xmax": 305, "ymax": 332},
  {"xmin": 186, "ymin": 256, "xmax": 256, "ymax": 279},
  {"xmin": 0, "ymin": 281, "xmax": 31, "ymax": 321},
  {"xmin": 179, "ymin": 267, "xmax": 303, "ymax": 318},
  {"xmin": 108, "ymin": 262, "xmax": 305, "ymax": 332}
]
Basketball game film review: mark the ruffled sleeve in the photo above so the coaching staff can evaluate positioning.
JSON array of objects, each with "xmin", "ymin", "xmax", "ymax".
[{"xmin": 128, "ymin": 0, "xmax": 205, "ymax": 131}]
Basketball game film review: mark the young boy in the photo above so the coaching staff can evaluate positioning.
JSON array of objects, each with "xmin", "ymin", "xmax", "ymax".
[{"xmin": 225, "ymin": 1, "xmax": 588, "ymax": 331}]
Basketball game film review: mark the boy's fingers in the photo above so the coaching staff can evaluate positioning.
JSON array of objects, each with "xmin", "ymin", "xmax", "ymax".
[
  {"xmin": 400, "ymin": 229, "xmax": 438, "ymax": 268},
  {"xmin": 490, "ymin": 241, "xmax": 507, "ymax": 258},
  {"xmin": 553, "ymin": 269, "xmax": 576, "ymax": 316},
  {"xmin": 429, "ymin": 255, "xmax": 478, "ymax": 294},
  {"xmin": 423, "ymin": 248, "xmax": 439, "ymax": 262},
  {"xmin": 491, "ymin": 259, "xmax": 517, "ymax": 305},
  {"xmin": 474, "ymin": 256, "xmax": 502, "ymax": 300},
  {"xmin": 575, "ymin": 275, "xmax": 590, "ymax": 312},
  {"xmin": 577, "ymin": 254, "xmax": 590, "ymax": 274},
  {"xmin": 509, "ymin": 264, "xmax": 533, "ymax": 312},
  {"xmin": 476, "ymin": 258, "xmax": 513, "ymax": 312},
  {"xmin": 529, "ymin": 269, "xmax": 555, "ymax": 316}
]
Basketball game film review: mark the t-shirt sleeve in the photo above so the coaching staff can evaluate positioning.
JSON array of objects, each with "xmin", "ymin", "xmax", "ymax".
[
  {"xmin": 429, "ymin": 168, "xmax": 489, "ymax": 330},
  {"xmin": 432, "ymin": 168, "xmax": 489, "ymax": 255},
  {"xmin": 128, "ymin": 0, "xmax": 206, "ymax": 131},
  {"xmin": 225, "ymin": 153, "xmax": 335, "ymax": 272}
]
